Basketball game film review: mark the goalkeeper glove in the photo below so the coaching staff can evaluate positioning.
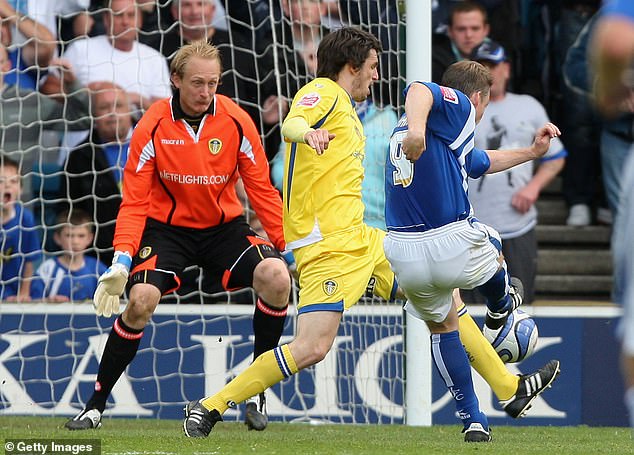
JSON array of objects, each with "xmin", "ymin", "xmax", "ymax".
[{"xmin": 93, "ymin": 251, "xmax": 132, "ymax": 317}]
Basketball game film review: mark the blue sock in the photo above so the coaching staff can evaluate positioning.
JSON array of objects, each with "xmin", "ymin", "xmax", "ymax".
[
  {"xmin": 431, "ymin": 331, "xmax": 487, "ymax": 429},
  {"xmin": 476, "ymin": 267, "xmax": 510, "ymax": 315}
]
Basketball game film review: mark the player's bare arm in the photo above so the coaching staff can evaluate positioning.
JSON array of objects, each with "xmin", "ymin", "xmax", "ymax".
[
  {"xmin": 485, "ymin": 122, "xmax": 561, "ymax": 174},
  {"xmin": 403, "ymin": 82, "xmax": 432, "ymax": 162}
]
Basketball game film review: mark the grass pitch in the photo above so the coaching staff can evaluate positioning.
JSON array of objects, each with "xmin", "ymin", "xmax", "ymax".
[{"xmin": 1, "ymin": 416, "xmax": 631, "ymax": 455}]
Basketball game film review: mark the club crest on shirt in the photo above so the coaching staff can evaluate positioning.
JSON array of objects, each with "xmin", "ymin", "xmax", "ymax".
[
  {"xmin": 208, "ymin": 138, "xmax": 222, "ymax": 155},
  {"xmin": 322, "ymin": 279, "xmax": 338, "ymax": 296},
  {"xmin": 139, "ymin": 246, "xmax": 152, "ymax": 259},
  {"xmin": 440, "ymin": 86, "xmax": 459, "ymax": 104},
  {"xmin": 297, "ymin": 92, "xmax": 321, "ymax": 107}
]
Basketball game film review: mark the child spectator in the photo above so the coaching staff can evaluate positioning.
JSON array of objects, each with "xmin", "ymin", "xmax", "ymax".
[
  {"xmin": 0, "ymin": 156, "xmax": 40, "ymax": 301},
  {"xmin": 30, "ymin": 208, "xmax": 107, "ymax": 302}
]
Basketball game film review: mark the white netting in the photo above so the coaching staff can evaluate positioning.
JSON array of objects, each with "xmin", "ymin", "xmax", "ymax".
[{"xmin": 0, "ymin": 0, "xmax": 407, "ymax": 423}]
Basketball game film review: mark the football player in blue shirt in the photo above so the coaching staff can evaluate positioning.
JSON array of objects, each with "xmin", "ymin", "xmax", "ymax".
[{"xmin": 384, "ymin": 60, "xmax": 561, "ymax": 441}]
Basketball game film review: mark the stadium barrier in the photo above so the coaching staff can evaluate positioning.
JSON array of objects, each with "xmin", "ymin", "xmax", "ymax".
[{"xmin": 0, "ymin": 302, "xmax": 626, "ymax": 427}]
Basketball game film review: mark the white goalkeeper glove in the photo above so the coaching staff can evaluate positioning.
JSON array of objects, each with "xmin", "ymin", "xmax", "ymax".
[{"xmin": 93, "ymin": 251, "xmax": 132, "ymax": 317}]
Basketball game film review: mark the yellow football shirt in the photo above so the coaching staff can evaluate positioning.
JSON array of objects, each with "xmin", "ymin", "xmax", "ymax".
[{"xmin": 282, "ymin": 77, "xmax": 366, "ymax": 249}]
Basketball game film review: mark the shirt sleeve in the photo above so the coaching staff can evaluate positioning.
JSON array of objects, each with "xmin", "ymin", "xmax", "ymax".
[
  {"xmin": 419, "ymin": 82, "xmax": 477, "ymax": 149},
  {"xmin": 112, "ymin": 112, "xmax": 156, "ymax": 255},
  {"xmin": 465, "ymin": 147, "xmax": 491, "ymax": 179},
  {"xmin": 281, "ymin": 116, "xmax": 312, "ymax": 143}
]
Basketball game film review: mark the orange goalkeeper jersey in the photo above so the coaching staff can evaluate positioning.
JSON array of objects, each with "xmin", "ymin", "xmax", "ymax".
[{"xmin": 113, "ymin": 94, "xmax": 285, "ymax": 254}]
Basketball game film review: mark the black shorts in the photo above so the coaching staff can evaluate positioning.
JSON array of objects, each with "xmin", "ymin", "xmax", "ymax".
[{"xmin": 128, "ymin": 216, "xmax": 282, "ymax": 295}]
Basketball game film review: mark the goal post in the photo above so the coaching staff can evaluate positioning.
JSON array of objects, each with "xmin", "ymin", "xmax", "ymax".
[{"xmin": 404, "ymin": 0, "xmax": 433, "ymax": 427}]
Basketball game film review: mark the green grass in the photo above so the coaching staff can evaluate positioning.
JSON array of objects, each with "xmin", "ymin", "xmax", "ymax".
[{"xmin": 1, "ymin": 417, "xmax": 631, "ymax": 455}]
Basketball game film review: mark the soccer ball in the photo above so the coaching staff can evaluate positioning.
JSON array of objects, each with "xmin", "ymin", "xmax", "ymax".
[{"xmin": 482, "ymin": 309, "xmax": 538, "ymax": 363}]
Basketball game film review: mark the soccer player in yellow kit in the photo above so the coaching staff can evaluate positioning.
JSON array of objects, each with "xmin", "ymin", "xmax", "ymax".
[
  {"xmin": 183, "ymin": 27, "xmax": 558, "ymax": 439},
  {"xmin": 183, "ymin": 27, "xmax": 397, "ymax": 437}
]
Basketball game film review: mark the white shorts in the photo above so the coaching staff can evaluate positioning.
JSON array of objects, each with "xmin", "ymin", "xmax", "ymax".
[{"xmin": 384, "ymin": 219, "xmax": 502, "ymax": 323}]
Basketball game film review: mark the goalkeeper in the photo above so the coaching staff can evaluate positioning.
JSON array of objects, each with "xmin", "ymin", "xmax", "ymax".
[{"xmin": 65, "ymin": 40, "xmax": 292, "ymax": 432}]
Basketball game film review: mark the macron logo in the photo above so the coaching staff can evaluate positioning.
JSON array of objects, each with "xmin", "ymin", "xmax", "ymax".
[{"xmin": 161, "ymin": 139, "xmax": 185, "ymax": 145}]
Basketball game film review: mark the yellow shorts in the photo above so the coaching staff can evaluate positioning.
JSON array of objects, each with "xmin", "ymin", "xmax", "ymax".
[{"xmin": 294, "ymin": 225, "xmax": 397, "ymax": 314}]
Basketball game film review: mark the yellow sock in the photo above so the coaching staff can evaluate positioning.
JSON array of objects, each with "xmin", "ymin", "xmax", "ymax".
[
  {"xmin": 457, "ymin": 303, "xmax": 519, "ymax": 401},
  {"xmin": 202, "ymin": 344, "xmax": 298, "ymax": 414}
]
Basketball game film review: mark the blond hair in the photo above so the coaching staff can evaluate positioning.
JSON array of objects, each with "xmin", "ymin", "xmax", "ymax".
[{"xmin": 170, "ymin": 40, "xmax": 222, "ymax": 81}]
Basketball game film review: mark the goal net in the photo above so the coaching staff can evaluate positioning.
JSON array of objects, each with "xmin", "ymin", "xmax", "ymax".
[{"xmin": 0, "ymin": 0, "xmax": 410, "ymax": 424}]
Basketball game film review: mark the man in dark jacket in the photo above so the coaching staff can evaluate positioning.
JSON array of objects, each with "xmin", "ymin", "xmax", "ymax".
[{"xmin": 432, "ymin": 2, "xmax": 490, "ymax": 83}]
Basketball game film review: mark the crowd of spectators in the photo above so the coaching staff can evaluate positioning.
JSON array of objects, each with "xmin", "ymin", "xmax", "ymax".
[{"xmin": 0, "ymin": 0, "xmax": 622, "ymax": 304}]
